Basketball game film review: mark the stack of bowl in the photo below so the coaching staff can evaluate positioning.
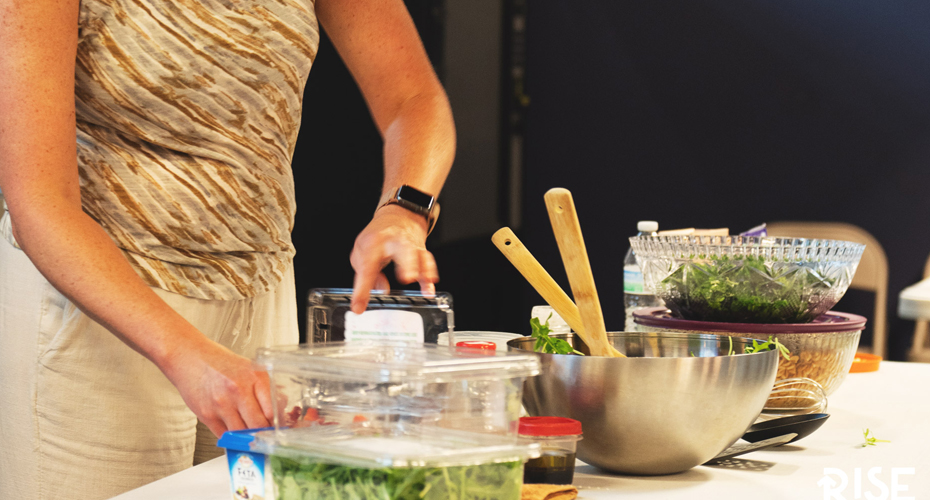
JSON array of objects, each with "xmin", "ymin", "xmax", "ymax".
[
  {"xmin": 629, "ymin": 234, "xmax": 867, "ymax": 400},
  {"xmin": 506, "ymin": 234, "xmax": 865, "ymax": 476}
]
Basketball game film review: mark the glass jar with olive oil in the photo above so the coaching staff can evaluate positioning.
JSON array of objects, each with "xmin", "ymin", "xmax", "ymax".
[{"xmin": 518, "ymin": 417, "xmax": 583, "ymax": 485}]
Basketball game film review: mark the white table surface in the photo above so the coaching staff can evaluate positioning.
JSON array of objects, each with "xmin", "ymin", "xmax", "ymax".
[
  {"xmin": 899, "ymin": 277, "xmax": 930, "ymax": 321},
  {"xmin": 112, "ymin": 361, "xmax": 930, "ymax": 500}
]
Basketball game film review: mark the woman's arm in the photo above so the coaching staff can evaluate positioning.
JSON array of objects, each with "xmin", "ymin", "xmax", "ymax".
[
  {"xmin": 315, "ymin": 0, "xmax": 456, "ymax": 313},
  {"xmin": 0, "ymin": 0, "xmax": 274, "ymax": 437}
]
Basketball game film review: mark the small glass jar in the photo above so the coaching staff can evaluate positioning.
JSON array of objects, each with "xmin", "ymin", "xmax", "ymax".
[
  {"xmin": 531, "ymin": 306, "xmax": 572, "ymax": 334},
  {"xmin": 518, "ymin": 416, "xmax": 583, "ymax": 485}
]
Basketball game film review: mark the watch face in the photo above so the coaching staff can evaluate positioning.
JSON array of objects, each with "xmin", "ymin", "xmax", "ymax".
[{"xmin": 396, "ymin": 185, "xmax": 434, "ymax": 210}]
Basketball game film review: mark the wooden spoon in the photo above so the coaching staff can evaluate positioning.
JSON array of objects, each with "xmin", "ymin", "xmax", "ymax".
[
  {"xmin": 492, "ymin": 227, "xmax": 625, "ymax": 357},
  {"xmin": 543, "ymin": 188, "xmax": 618, "ymax": 357}
]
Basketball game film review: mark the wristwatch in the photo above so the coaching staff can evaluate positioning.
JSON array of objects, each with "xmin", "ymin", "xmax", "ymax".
[{"xmin": 377, "ymin": 185, "xmax": 440, "ymax": 235}]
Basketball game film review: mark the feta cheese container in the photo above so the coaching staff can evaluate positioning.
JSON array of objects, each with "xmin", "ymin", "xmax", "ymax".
[
  {"xmin": 254, "ymin": 342, "xmax": 541, "ymax": 436},
  {"xmin": 217, "ymin": 428, "xmax": 273, "ymax": 500},
  {"xmin": 250, "ymin": 424, "xmax": 539, "ymax": 500}
]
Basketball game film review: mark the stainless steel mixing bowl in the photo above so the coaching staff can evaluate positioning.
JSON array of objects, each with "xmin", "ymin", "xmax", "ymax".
[{"xmin": 508, "ymin": 332, "xmax": 778, "ymax": 475}]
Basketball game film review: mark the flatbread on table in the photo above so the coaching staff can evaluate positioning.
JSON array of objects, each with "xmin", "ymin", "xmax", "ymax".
[{"xmin": 521, "ymin": 483, "xmax": 579, "ymax": 500}]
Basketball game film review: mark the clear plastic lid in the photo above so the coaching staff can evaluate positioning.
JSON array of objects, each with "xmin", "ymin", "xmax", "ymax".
[
  {"xmin": 255, "ymin": 342, "xmax": 541, "ymax": 383},
  {"xmin": 251, "ymin": 424, "xmax": 539, "ymax": 469}
]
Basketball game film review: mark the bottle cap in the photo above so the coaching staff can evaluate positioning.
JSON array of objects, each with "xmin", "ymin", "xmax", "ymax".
[
  {"xmin": 519, "ymin": 416, "xmax": 582, "ymax": 437},
  {"xmin": 637, "ymin": 221, "xmax": 658, "ymax": 232}
]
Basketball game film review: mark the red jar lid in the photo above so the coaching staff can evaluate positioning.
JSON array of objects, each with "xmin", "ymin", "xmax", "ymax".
[
  {"xmin": 519, "ymin": 416, "xmax": 582, "ymax": 437},
  {"xmin": 456, "ymin": 341, "xmax": 497, "ymax": 350}
]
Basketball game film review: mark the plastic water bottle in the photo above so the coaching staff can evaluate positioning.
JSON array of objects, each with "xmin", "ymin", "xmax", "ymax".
[{"xmin": 624, "ymin": 221, "xmax": 663, "ymax": 330}]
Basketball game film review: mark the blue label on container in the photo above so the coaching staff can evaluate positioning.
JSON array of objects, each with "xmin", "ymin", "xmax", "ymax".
[{"xmin": 228, "ymin": 451, "xmax": 265, "ymax": 500}]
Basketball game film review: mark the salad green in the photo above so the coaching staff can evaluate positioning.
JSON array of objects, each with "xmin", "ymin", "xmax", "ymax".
[
  {"xmin": 271, "ymin": 456, "xmax": 523, "ymax": 500},
  {"xmin": 861, "ymin": 428, "xmax": 890, "ymax": 448},
  {"xmin": 743, "ymin": 336, "xmax": 791, "ymax": 360},
  {"xmin": 530, "ymin": 314, "xmax": 583, "ymax": 355},
  {"xmin": 660, "ymin": 254, "xmax": 836, "ymax": 323}
]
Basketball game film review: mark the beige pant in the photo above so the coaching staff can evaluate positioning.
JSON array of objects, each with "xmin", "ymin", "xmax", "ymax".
[{"xmin": 0, "ymin": 214, "xmax": 298, "ymax": 500}]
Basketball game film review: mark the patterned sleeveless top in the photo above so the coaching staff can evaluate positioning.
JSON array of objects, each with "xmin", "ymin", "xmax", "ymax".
[{"xmin": 74, "ymin": 0, "xmax": 319, "ymax": 300}]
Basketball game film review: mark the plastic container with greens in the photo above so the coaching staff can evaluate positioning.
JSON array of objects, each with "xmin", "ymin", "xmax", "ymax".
[
  {"xmin": 250, "ymin": 424, "xmax": 539, "ymax": 500},
  {"xmin": 254, "ymin": 342, "xmax": 541, "ymax": 437}
]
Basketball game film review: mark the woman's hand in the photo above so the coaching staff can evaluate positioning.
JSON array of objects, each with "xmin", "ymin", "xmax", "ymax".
[
  {"xmin": 161, "ymin": 337, "xmax": 276, "ymax": 436},
  {"xmin": 350, "ymin": 204, "xmax": 439, "ymax": 313}
]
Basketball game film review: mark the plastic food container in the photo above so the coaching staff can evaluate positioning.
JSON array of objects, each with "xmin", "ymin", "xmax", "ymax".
[
  {"xmin": 629, "ymin": 235, "xmax": 864, "ymax": 323},
  {"xmin": 633, "ymin": 308, "xmax": 865, "ymax": 397},
  {"xmin": 307, "ymin": 288, "xmax": 453, "ymax": 344},
  {"xmin": 518, "ymin": 417, "xmax": 583, "ymax": 485},
  {"xmin": 255, "ymin": 342, "xmax": 541, "ymax": 436},
  {"xmin": 217, "ymin": 428, "xmax": 272, "ymax": 500},
  {"xmin": 250, "ymin": 424, "xmax": 539, "ymax": 500},
  {"xmin": 850, "ymin": 352, "xmax": 882, "ymax": 373}
]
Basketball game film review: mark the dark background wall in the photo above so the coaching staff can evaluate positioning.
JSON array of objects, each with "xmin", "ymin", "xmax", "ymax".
[{"xmin": 292, "ymin": 0, "xmax": 930, "ymax": 361}]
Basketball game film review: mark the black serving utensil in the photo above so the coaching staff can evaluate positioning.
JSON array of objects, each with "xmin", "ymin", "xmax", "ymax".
[
  {"xmin": 704, "ymin": 433, "xmax": 798, "ymax": 465},
  {"xmin": 742, "ymin": 413, "xmax": 830, "ymax": 445}
]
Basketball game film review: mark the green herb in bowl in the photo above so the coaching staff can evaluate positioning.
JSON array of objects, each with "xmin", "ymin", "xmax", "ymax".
[
  {"xmin": 660, "ymin": 255, "xmax": 837, "ymax": 324},
  {"xmin": 742, "ymin": 336, "xmax": 791, "ymax": 360},
  {"xmin": 530, "ymin": 315, "xmax": 583, "ymax": 355}
]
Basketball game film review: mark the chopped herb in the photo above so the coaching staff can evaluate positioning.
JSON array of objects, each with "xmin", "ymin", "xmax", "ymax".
[
  {"xmin": 530, "ymin": 314, "xmax": 584, "ymax": 355},
  {"xmin": 272, "ymin": 455, "xmax": 523, "ymax": 500},
  {"xmin": 659, "ymin": 255, "xmax": 836, "ymax": 323},
  {"xmin": 743, "ymin": 336, "xmax": 791, "ymax": 360},
  {"xmin": 861, "ymin": 429, "xmax": 890, "ymax": 448},
  {"xmin": 727, "ymin": 336, "xmax": 735, "ymax": 356}
]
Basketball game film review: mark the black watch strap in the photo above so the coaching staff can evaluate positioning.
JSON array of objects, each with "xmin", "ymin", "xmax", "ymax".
[{"xmin": 377, "ymin": 185, "xmax": 440, "ymax": 235}]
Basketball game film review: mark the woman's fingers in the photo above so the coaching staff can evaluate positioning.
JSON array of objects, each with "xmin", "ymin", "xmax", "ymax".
[
  {"xmin": 373, "ymin": 272, "xmax": 390, "ymax": 292},
  {"xmin": 237, "ymin": 386, "xmax": 271, "ymax": 430},
  {"xmin": 200, "ymin": 416, "xmax": 228, "ymax": 439},
  {"xmin": 350, "ymin": 205, "xmax": 439, "ymax": 313},
  {"xmin": 254, "ymin": 371, "xmax": 277, "ymax": 424},
  {"xmin": 165, "ymin": 341, "xmax": 278, "ymax": 437},
  {"xmin": 417, "ymin": 249, "xmax": 439, "ymax": 294}
]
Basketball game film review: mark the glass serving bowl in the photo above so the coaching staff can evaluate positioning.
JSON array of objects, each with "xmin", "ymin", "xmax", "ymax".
[
  {"xmin": 629, "ymin": 235, "xmax": 865, "ymax": 324},
  {"xmin": 632, "ymin": 308, "xmax": 866, "ymax": 398}
]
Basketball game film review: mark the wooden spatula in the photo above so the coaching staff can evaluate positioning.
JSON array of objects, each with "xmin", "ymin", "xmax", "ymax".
[
  {"xmin": 543, "ymin": 188, "xmax": 619, "ymax": 357},
  {"xmin": 492, "ymin": 227, "xmax": 625, "ymax": 357}
]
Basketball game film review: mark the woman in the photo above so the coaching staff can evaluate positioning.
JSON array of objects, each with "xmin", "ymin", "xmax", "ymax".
[{"xmin": 0, "ymin": 0, "xmax": 455, "ymax": 498}]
